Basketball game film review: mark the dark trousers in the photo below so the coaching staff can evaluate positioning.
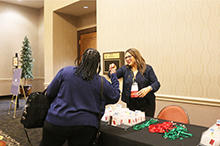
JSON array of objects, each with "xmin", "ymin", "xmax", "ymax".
[
  {"xmin": 127, "ymin": 98, "xmax": 155, "ymax": 117},
  {"xmin": 40, "ymin": 120, "xmax": 96, "ymax": 146}
]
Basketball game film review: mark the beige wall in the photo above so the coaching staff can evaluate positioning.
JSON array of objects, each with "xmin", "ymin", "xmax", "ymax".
[
  {"xmin": 0, "ymin": 2, "xmax": 44, "ymax": 95},
  {"xmin": 53, "ymin": 12, "xmax": 77, "ymax": 74},
  {"xmin": 98, "ymin": 0, "xmax": 220, "ymax": 101},
  {"xmin": 77, "ymin": 12, "xmax": 96, "ymax": 31},
  {"xmin": 44, "ymin": 0, "xmax": 79, "ymax": 85},
  {"xmin": 44, "ymin": 0, "xmax": 96, "ymax": 86},
  {"xmin": 97, "ymin": 0, "xmax": 220, "ymax": 127}
]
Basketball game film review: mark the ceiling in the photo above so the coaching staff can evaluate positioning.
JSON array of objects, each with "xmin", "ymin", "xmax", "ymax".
[
  {"xmin": 1, "ymin": 0, "xmax": 44, "ymax": 9},
  {"xmin": 55, "ymin": 1, "xmax": 96, "ymax": 17},
  {"xmin": 1, "ymin": 0, "xmax": 96, "ymax": 17}
]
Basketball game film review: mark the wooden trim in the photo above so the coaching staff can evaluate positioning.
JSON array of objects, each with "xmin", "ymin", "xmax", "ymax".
[
  {"xmin": 0, "ymin": 78, "xmax": 12, "ymax": 81},
  {"xmin": 0, "ymin": 77, "xmax": 44, "ymax": 81},
  {"xmin": 156, "ymin": 94, "xmax": 220, "ymax": 107},
  {"xmin": 77, "ymin": 27, "xmax": 96, "ymax": 65},
  {"xmin": 44, "ymin": 83, "xmax": 49, "ymax": 88}
]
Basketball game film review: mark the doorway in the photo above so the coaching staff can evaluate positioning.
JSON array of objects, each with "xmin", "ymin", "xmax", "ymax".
[{"xmin": 77, "ymin": 27, "xmax": 97, "ymax": 65}]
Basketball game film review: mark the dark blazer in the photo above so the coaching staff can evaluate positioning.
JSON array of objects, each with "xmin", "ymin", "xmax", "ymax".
[{"xmin": 115, "ymin": 65, "xmax": 160, "ymax": 105}]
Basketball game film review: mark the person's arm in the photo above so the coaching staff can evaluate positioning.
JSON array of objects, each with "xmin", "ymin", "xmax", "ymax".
[
  {"xmin": 104, "ymin": 73, "xmax": 120, "ymax": 105},
  {"xmin": 148, "ymin": 66, "xmax": 160, "ymax": 92},
  {"xmin": 47, "ymin": 68, "xmax": 64, "ymax": 99},
  {"xmin": 138, "ymin": 66, "xmax": 160, "ymax": 98}
]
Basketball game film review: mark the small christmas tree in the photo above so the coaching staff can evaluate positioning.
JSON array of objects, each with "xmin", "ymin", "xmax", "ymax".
[{"xmin": 20, "ymin": 36, "xmax": 34, "ymax": 85}]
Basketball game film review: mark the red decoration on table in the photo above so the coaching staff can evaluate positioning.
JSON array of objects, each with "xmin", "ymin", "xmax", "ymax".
[
  {"xmin": 148, "ymin": 121, "xmax": 175, "ymax": 133},
  {"xmin": 0, "ymin": 141, "xmax": 6, "ymax": 146}
]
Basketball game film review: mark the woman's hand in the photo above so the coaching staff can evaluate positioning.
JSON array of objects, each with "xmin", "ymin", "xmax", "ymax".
[
  {"xmin": 109, "ymin": 63, "xmax": 117, "ymax": 74},
  {"xmin": 138, "ymin": 86, "xmax": 152, "ymax": 98}
]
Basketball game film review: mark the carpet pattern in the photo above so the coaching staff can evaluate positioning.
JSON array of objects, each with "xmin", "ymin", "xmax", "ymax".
[
  {"xmin": 0, "ymin": 99, "xmax": 42, "ymax": 146},
  {"xmin": 0, "ymin": 130, "xmax": 20, "ymax": 145}
]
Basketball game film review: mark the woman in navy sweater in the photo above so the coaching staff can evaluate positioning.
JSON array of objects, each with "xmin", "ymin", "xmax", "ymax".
[
  {"xmin": 40, "ymin": 48, "xmax": 120, "ymax": 146},
  {"xmin": 109, "ymin": 48, "xmax": 160, "ymax": 117}
]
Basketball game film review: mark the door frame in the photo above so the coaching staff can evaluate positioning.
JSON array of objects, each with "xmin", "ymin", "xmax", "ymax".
[{"xmin": 77, "ymin": 27, "xmax": 97, "ymax": 65}]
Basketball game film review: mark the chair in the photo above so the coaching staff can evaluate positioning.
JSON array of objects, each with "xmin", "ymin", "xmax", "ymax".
[{"xmin": 157, "ymin": 105, "xmax": 190, "ymax": 124}]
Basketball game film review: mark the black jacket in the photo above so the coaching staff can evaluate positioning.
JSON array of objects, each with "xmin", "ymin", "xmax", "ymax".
[{"xmin": 115, "ymin": 65, "xmax": 160, "ymax": 105}]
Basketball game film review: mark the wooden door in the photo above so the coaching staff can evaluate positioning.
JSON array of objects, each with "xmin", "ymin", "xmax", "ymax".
[{"xmin": 80, "ymin": 32, "xmax": 97, "ymax": 57}]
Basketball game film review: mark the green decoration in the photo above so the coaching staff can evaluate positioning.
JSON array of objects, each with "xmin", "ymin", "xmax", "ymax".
[
  {"xmin": 163, "ymin": 125, "xmax": 193, "ymax": 140},
  {"xmin": 133, "ymin": 118, "xmax": 159, "ymax": 130},
  {"xmin": 20, "ymin": 36, "xmax": 34, "ymax": 85}
]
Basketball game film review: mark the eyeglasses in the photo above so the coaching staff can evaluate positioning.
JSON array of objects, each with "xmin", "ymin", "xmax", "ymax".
[{"xmin": 125, "ymin": 55, "xmax": 132, "ymax": 60}]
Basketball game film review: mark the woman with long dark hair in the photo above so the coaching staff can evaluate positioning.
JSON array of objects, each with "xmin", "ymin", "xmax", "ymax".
[
  {"xmin": 40, "ymin": 48, "xmax": 120, "ymax": 146},
  {"xmin": 109, "ymin": 48, "xmax": 160, "ymax": 117}
]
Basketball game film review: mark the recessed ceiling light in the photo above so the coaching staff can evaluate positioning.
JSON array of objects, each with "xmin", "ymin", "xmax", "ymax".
[{"xmin": 84, "ymin": 6, "xmax": 88, "ymax": 9}]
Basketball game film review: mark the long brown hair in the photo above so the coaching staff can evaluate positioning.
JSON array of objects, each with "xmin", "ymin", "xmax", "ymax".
[{"xmin": 126, "ymin": 48, "xmax": 146, "ymax": 75}]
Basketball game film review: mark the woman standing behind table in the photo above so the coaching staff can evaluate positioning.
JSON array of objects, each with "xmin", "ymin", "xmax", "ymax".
[
  {"xmin": 109, "ymin": 48, "xmax": 160, "ymax": 117},
  {"xmin": 40, "ymin": 48, "xmax": 120, "ymax": 146}
]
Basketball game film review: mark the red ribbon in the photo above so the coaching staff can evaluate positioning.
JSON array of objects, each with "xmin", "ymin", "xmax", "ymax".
[{"xmin": 148, "ymin": 121, "xmax": 175, "ymax": 133}]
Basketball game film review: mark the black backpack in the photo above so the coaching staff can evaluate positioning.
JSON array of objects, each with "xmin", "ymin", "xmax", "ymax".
[{"xmin": 20, "ymin": 89, "xmax": 53, "ymax": 129}]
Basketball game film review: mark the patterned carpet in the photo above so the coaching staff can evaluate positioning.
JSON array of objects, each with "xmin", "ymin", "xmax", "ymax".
[{"xmin": 0, "ymin": 98, "xmax": 42, "ymax": 146}]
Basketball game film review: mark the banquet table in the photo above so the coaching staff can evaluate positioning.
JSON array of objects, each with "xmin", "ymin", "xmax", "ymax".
[{"xmin": 100, "ymin": 117, "xmax": 208, "ymax": 146}]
